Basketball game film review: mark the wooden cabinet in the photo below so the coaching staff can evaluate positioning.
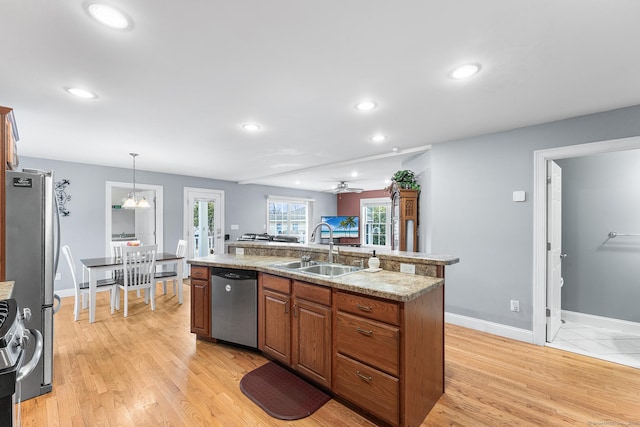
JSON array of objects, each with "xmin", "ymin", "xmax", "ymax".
[
  {"xmin": 292, "ymin": 280, "xmax": 332, "ymax": 388},
  {"xmin": 258, "ymin": 274, "xmax": 332, "ymax": 387},
  {"xmin": 0, "ymin": 106, "xmax": 18, "ymax": 282},
  {"xmin": 334, "ymin": 292, "xmax": 401, "ymax": 425},
  {"xmin": 334, "ymin": 287, "xmax": 444, "ymax": 427},
  {"xmin": 259, "ymin": 274, "xmax": 292, "ymax": 364},
  {"xmin": 190, "ymin": 265, "xmax": 210, "ymax": 336},
  {"xmin": 390, "ymin": 186, "xmax": 419, "ymax": 252}
]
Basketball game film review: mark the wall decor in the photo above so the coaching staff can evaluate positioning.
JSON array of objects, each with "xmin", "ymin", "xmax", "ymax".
[{"xmin": 55, "ymin": 179, "xmax": 71, "ymax": 216}]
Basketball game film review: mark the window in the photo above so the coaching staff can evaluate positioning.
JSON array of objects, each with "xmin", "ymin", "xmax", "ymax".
[
  {"xmin": 266, "ymin": 196, "xmax": 313, "ymax": 243},
  {"xmin": 361, "ymin": 198, "xmax": 391, "ymax": 248}
]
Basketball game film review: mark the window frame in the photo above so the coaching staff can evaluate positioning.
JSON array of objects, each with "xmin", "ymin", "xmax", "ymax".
[
  {"xmin": 360, "ymin": 197, "xmax": 391, "ymax": 249},
  {"xmin": 265, "ymin": 195, "xmax": 314, "ymax": 243}
]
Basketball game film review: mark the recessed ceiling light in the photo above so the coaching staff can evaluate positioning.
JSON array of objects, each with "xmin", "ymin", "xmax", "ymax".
[
  {"xmin": 87, "ymin": 3, "xmax": 130, "ymax": 29},
  {"xmin": 65, "ymin": 87, "xmax": 97, "ymax": 99},
  {"xmin": 392, "ymin": 147, "xmax": 399, "ymax": 152},
  {"xmin": 351, "ymin": 171, "xmax": 358, "ymax": 178},
  {"xmin": 384, "ymin": 178, "xmax": 391, "ymax": 185},
  {"xmin": 295, "ymin": 180, "xmax": 301, "ymax": 185},
  {"xmin": 370, "ymin": 134, "xmax": 387, "ymax": 143},
  {"xmin": 451, "ymin": 64, "xmax": 481, "ymax": 79},
  {"xmin": 355, "ymin": 101, "xmax": 377, "ymax": 111},
  {"xmin": 242, "ymin": 123, "xmax": 261, "ymax": 132}
]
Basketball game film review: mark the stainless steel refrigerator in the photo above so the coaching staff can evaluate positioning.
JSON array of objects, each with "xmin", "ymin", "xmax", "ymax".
[{"xmin": 5, "ymin": 169, "xmax": 60, "ymax": 401}]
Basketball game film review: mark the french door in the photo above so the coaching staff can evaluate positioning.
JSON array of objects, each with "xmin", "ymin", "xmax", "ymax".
[{"xmin": 183, "ymin": 188, "xmax": 224, "ymax": 275}]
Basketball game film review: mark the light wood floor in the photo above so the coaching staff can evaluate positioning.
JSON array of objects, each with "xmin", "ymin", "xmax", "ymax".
[{"xmin": 20, "ymin": 283, "xmax": 640, "ymax": 426}]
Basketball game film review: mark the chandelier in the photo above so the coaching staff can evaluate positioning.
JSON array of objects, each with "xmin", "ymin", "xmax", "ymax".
[{"xmin": 122, "ymin": 153, "xmax": 150, "ymax": 209}]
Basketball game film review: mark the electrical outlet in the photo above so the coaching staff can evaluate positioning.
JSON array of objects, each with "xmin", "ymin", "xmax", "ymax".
[
  {"xmin": 235, "ymin": 248, "xmax": 244, "ymax": 255},
  {"xmin": 55, "ymin": 273, "xmax": 61, "ymax": 281},
  {"xmin": 510, "ymin": 299, "xmax": 520, "ymax": 312},
  {"xmin": 400, "ymin": 263, "xmax": 415, "ymax": 274}
]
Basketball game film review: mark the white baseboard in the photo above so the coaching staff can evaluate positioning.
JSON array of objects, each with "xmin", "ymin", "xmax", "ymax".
[
  {"xmin": 445, "ymin": 312, "xmax": 535, "ymax": 344},
  {"xmin": 562, "ymin": 310, "xmax": 640, "ymax": 336}
]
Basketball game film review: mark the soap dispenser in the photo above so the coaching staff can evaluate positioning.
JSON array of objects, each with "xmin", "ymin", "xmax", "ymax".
[{"xmin": 368, "ymin": 250, "xmax": 380, "ymax": 270}]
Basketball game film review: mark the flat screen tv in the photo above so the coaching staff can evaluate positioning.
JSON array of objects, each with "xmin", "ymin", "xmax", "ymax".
[{"xmin": 320, "ymin": 215, "xmax": 359, "ymax": 239}]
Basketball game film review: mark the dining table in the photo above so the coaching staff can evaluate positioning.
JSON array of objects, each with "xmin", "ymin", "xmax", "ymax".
[{"xmin": 80, "ymin": 252, "xmax": 184, "ymax": 323}]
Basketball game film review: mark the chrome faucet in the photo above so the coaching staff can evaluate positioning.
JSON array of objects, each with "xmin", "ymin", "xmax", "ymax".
[{"xmin": 310, "ymin": 221, "xmax": 334, "ymax": 263}]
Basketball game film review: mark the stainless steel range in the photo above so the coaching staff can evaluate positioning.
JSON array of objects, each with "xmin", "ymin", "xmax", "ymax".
[{"xmin": 0, "ymin": 298, "xmax": 43, "ymax": 426}]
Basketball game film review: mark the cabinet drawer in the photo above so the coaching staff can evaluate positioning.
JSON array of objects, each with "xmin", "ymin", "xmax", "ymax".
[
  {"xmin": 334, "ymin": 353, "xmax": 399, "ymax": 426},
  {"xmin": 336, "ymin": 312, "xmax": 399, "ymax": 376},
  {"xmin": 261, "ymin": 273, "xmax": 291, "ymax": 294},
  {"xmin": 336, "ymin": 291, "xmax": 400, "ymax": 326},
  {"xmin": 191, "ymin": 266, "xmax": 209, "ymax": 280},
  {"xmin": 293, "ymin": 280, "xmax": 331, "ymax": 306}
]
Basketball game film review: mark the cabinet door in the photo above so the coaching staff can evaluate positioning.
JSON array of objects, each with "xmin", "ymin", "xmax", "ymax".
[
  {"xmin": 292, "ymin": 298, "xmax": 332, "ymax": 388},
  {"xmin": 263, "ymin": 289, "xmax": 291, "ymax": 365},
  {"xmin": 190, "ymin": 278, "xmax": 210, "ymax": 336}
]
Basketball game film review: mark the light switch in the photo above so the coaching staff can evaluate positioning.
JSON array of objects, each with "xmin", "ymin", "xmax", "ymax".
[
  {"xmin": 231, "ymin": 224, "xmax": 239, "ymax": 230},
  {"xmin": 513, "ymin": 191, "xmax": 526, "ymax": 202}
]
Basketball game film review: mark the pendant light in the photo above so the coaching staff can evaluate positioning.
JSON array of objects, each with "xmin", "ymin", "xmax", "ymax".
[{"xmin": 123, "ymin": 153, "xmax": 151, "ymax": 209}]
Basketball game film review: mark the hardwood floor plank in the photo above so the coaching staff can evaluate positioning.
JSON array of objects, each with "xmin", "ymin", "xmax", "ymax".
[{"xmin": 19, "ymin": 282, "xmax": 640, "ymax": 426}]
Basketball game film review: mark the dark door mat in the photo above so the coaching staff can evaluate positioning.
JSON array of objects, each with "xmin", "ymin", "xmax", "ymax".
[{"xmin": 240, "ymin": 361, "xmax": 331, "ymax": 420}]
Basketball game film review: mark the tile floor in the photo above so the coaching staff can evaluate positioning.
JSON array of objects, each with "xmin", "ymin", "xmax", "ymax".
[{"xmin": 546, "ymin": 320, "xmax": 640, "ymax": 369}]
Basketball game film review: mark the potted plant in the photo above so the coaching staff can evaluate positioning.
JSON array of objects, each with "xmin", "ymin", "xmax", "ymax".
[{"xmin": 388, "ymin": 170, "xmax": 420, "ymax": 191}]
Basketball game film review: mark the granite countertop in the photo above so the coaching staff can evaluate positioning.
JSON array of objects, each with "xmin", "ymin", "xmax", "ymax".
[
  {"xmin": 189, "ymin": 254, "xmax": 444, "ymax": 302},
  {"xmin": 226, "ymin": 240, "xmax": 459, "ymax": 266},
  {"xmin": 0, "ymin": 281, "xmax": 14, "ymax": 300}
]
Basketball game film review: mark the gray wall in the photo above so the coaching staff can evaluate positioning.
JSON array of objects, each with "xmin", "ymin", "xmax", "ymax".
[
  {"xmin": 19, "ymin": 156, "xmax": 337, "ymax": 293},
  {"xmin": 430, "ymin": 104, "xmax": 640, "ymax": 330},
  {"xmin": 557, "ymin": 150, "xmax": 640, "ymax": 323}
]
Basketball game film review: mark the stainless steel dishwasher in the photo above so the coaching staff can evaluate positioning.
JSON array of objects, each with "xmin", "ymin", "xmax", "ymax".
[{"xmin": 210, "ymin": 267, "xmax": 258, "ymax": 348}]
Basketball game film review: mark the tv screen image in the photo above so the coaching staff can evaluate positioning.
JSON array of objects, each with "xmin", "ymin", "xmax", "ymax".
[{"xmin": 320, "ymin": 216, "xmax": 359, "ymax": 239}]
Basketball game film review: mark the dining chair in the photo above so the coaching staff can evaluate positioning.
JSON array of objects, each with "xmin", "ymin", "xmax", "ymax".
[
  {"xmin": 61, "ymin": 245, "xmax": 117, "ymax": 321},
  {"xmin": 115, "ymin": 244, "xmax": 157, "ymax": 317},
  {"xmin": 155, "ymin": 239, "xmax": 187, "ymax": 296}
]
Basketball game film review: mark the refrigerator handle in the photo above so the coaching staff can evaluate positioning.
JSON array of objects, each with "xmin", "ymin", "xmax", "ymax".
[
  {"xmin": 53, "ymin": 294, "xmax": 61, "ymax": 314},
  {"xmin": 53, "ymin": 195, "xmax": 61, "ymax": 275}
]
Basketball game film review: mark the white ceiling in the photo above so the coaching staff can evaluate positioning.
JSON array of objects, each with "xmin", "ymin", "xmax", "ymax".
[{"xmin": 2, "ymin": 1, "xmax": 640, "ymax": 192}]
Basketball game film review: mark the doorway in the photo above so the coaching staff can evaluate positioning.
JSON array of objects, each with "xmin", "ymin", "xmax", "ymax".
[
  {"xmin": 105, "ymin": 181, "xmax": 164, "ymax": 255},
  {"xmin": 183, "ymin": 187, "xmax": 224, "ymax": 275},
  {"xmin": 532, "ymin": 135, "xmax": 640, "ymax": 346}
]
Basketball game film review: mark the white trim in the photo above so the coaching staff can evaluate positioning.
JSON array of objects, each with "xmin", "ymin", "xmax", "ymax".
[
  {"xmin": 532, "ymin": 135, "xmax": 640, "ymax": 346},
  {"xmin": 105, "ymin": 181, "xmax": 164, "ymax": 256},
  {"xmin": 561, "ymin": 310, "xmax": 640, "ymax": 336},
  {"xmin": 445, "ymin": 312, "xmax": 534, "ymax": 344}
]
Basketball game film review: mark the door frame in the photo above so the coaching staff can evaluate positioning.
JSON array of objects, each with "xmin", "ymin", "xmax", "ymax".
[
  {"xmin": 105, "ymin": 181, "xmax": 164, "ymax": 256},
  {"xmin": 183, "ymin": 187, "xmax": 225, "ymax": 264},
  {"xmin": 532, "ymin": 135, "xmax": 640, "ymax": 345}
]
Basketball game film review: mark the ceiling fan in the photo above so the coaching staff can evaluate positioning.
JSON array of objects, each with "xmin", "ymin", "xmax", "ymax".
[{"xmin": 328, "ymin": 181, "xmax": 364, "ymax": 194}]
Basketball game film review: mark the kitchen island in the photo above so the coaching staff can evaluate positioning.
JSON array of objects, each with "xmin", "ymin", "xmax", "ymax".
[{"xmin": 189, "ymin": 244, "xmax": 458, "ymax": 426}]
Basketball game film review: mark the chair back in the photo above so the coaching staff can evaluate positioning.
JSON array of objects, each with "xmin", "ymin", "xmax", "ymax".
[
  {"xmin": 176, "ymin": 240, "xmax": 187, "ymax": 257},
  {"xmin": 122, "ymin": 245, "xmax": 157, "ymax": 288},
  {"xmin": 61, "ymin": 245, "xmax": 79, "ymax": 289},
  {"xmin": 110, "ymin": 242, "xmax": 124, "ymax": 259}
]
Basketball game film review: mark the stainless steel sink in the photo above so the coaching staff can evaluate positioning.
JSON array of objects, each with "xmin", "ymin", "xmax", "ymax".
[
  {"xmin": 271, "ymin": 260, "xmax": 362, "ymax": 277},
  {"xmin": 271, "ymin": 260, "xmax": 319, "ymax": 269},
  {"xmin": 297, "ymin": 264, "xmax": 362, "ymax": 277}
]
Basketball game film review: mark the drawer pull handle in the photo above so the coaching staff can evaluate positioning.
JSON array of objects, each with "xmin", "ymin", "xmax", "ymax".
[
  {"xmin": 356, "ymin": 371, "xmax": 372, "ymax": 382},
  {"xmin": 356, "ymin": 327, "xmax": 373, "ymax": 336},
  {"xmin": 356, "ymin": 304, "xmax": 372, "ymax": 312}
]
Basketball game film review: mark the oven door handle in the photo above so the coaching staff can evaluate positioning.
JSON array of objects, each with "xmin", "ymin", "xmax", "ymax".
[{"xmin": 16, "ymin": 328, "xmax": 44, "ymax": 382}]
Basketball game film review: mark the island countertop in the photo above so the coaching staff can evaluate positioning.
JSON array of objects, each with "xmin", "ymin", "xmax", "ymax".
[{"xmin": 189, "ymin": 254, "xmax": 444, "ymax": 302}]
